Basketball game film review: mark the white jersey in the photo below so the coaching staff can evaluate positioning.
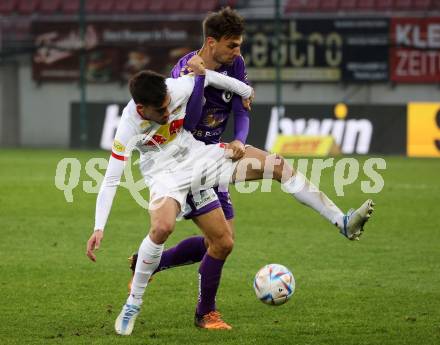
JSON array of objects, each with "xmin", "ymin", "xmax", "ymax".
[
  {"xmin": 110, "ymin": 76, "xmax": 194, "ymax": 161},
  {"xmin": 94, "ymin": 71, "xmax": 253, "ymax": 231}
]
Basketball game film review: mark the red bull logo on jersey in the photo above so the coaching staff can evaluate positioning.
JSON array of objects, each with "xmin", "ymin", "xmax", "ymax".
[{"xmin": 144, "ymin": 118, "xmax": 184, "ymax": 146}]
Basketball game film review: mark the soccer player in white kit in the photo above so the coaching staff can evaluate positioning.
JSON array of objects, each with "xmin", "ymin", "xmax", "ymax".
[
  {"xmin": 87, "ymin": 55, "xmax": 255, "ymax": 333},
  {"xmin": 87, "ymin": 56, "xmax": 374, "ymax": 335}
]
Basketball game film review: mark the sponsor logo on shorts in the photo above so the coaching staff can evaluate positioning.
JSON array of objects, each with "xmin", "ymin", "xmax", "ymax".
[{"xmin": 193, "ymin": 189, "xmax": 218, "ymax": 210}]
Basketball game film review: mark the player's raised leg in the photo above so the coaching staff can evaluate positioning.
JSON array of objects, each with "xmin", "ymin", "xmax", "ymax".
[
  {"xmin": 192, "ymin": 207, "xmax": 234, "ymax": 330},
  {"xmin": 115, "ymin": 197, "xmax": 180, "ymax": 336},
  {"xmin": 232, "ymin": 146, "xmax": 374, "ymax": 240}
]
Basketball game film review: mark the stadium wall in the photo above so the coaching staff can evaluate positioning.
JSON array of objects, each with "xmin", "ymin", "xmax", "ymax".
[
  {"xmin": 1, "ymin": 61, "xmax": 439, "ymax": 148},
  {"xmin": 18, "ymin": 63, "xmax": 130, "ymax": 147},
  {"xmin": 252, "ymin": 83, "xmax": 440, "ymax": 105},
  {"xmin": 0, "ymin": 67, "xmax": 2, "ymax": 140},
  {"xmin": 0, "ymin": 62, "xmax": 20, "ymax": 146}
]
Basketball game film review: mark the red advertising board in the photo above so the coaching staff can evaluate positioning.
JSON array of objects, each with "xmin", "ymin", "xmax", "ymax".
[{"xmin": 390, "ymin": 17, "xmax": 440, "ymax": 83}]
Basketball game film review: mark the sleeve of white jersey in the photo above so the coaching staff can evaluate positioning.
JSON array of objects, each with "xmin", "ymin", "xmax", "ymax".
[
  {"xmin": 205, "ymin": 70, "xmax": 253, "ymax": 99},
  {"xmin": 94, "ymin": 116, "xmax": 138, "ymax": 231},
  {"xmin": 166, "ymin": 75, "xmax": 195, "ymax": 108}
]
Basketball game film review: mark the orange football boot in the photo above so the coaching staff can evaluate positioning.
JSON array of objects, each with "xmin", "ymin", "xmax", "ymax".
[
  {"xmin": 194, "ymin": 311, "xmax": 232, "ymax": 330},
  {"xmin": 127, "ymin": 254, "xmax": 137, "ymax": 293}
]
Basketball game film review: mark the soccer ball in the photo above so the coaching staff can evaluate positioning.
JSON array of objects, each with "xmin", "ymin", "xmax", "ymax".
[{"xmin": 253, "ymin": 264, "xmax": 295, "ymax": 306}]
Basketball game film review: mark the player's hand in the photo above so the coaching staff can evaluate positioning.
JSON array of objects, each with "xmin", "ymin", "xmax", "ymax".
[
  {"xmin": 225, "ymin": 140, "xmax": 246, "ymax": 161},
  {"xmin": 187, "ymin": 55, "xmax": 206, "ymax": 75},
  {"xmin": 86, "ymin": 230, "xmax": 104, "ymax": 262},
  {"xmin": 242, "ymin": 88, "xmax": 255, "ymax": 110}
]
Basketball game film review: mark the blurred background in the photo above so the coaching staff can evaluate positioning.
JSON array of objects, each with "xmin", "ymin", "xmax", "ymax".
[{"xmin": 0, "ymin": 0, "xmax": 439, "ymax": 157}]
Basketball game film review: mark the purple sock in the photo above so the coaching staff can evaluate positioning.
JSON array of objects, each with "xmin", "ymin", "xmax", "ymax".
[
  {"xmin": 196, "ymin": 254, "xmax": 225, "ymax": 316},
  {"xmin": 153, "ymin": 236, "xmax": 207, "ymax": 274}
]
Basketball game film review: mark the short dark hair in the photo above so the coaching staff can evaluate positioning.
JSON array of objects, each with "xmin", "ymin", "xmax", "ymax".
[
  {"xmin": 129, "ymin": 70, "xmax": 167, "ymax": 107},
  {"xmin": 203, "ymin": 7, "xmax": 244, "ymax": 41}
]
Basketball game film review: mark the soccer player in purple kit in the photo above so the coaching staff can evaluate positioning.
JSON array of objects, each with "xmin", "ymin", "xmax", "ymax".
[
  {"xmin": 172, "ymin": 7, "xmax": 250, "ymax": 227},
  {"xmin": 127, "ymin": 7, "xmax": 251, "ymax": 317}
]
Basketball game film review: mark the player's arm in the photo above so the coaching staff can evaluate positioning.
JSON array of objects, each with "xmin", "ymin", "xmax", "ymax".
[
  {"xmin": 170, "ymin": 57, "xmax": 185, "ymax": 78},
  {"xmin": 166, "ymin": 54, "xmax": 206, "ymax": 109},
  {"xmin": 86, "ymin": 119, "xmax": 136, "ymax": 262},
  {"xmin": 228, "ymin": 56, "xmax": 251, "ymax": 159},
  {"xmin": 86, "ymin": 155, "xmax": 125, "ymax": 262},
  {"xmin": 224, "ymin": 96, "xmax": 249, "ymax": 160},
  {"xmin": 184, "ymin": 70, "xmax": 250, "ymax": 159},
  {"xmin": 232, "ymin": 96, "xmax": 249, "ymax": 144},
  {"xmin": 170, "ymin": 56, "xmax": 253, "ymax": 130},
  {"xmin": 168, "ymin": 55, "xmax": 206, "ymax": 130},
  {"xmin": 234, "ymin": 55, "xmax": 253, "ymax": 110},
  {"xmin": 184, "ymin": 74, "xmax": 205, "ymax": 131},
  {"xmin": 171, "ymin": 54, "xmax": 253, "ymax": 101},
  {"xmin": 205, "ymin": 69, "xmax": 253, "ymax": 99},
  {"xmin": 184, "ymin": 55, "xmax": 253, "ymax": 131}
]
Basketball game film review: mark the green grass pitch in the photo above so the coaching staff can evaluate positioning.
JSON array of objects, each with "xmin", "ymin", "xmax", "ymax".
[{"xmin": 0, "ymin": 149, "xmax": 439, "ymax": 345}]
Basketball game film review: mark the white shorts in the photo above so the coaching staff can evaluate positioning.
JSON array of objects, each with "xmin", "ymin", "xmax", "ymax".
[{"xmin": 138, "ymin": 130, "xmax": 237, "ymax": 214}]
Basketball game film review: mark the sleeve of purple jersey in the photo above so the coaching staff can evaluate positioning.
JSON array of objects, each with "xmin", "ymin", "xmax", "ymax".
[
  {"xmin": 234, "ymin": 55, "xmax": 249, "ymax": 84},
  {"xmin": 232, "ymin": 56, "xmax": 250, "ymax": 143},
  {"xmin": 184, "ymin": 75, "xmax": 205, "ymax": 131},
  {"xmin": 232, "ymin": 95, "xmax": 250, "ymax": 143},
  {"xmin": 170, "ymin": 63, "xmax": 181, "ymax": 78}
]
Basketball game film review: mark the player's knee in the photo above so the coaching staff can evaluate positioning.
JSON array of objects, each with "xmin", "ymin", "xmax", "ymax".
[
  {"xmin": 225, "ymin": 220, "xmax": 235, "ymax": 240},
  {"xmin": 273, "ymin": 154, "xmax": 292, "ymax": 181},
  {"xmin": 223, "ymin": 235, "xmax": 234, "ymax": 253},
  {"xmin": 150, "ymin": 220, "xmax": 174, "ymax": 242},
  {"xmin": 216, "ymin": 234, "xmax": 234, "ymax": 257},
  {"xmin": 274, "ymin": 165, "xmax": 283, "ymax": 181}
]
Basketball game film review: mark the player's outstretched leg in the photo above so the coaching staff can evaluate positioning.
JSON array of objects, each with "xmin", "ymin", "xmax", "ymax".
[
  {"xmin": 115, "ymin": 197, "xmax": 179, "ymax": 336},
  {"xmin": 232, "ymin": 147, "xmax": 375, "ymax": 239},
  {"xmin": 127, "ymin": 236, "xmax": 208, "ymax": 292}
]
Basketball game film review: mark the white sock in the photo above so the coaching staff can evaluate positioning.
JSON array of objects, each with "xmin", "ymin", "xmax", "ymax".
[
  {"xmin": 282, "ymin": 172, "xmax": 344, "ymax": 228},
  {"xmin": 127, "ymin": 235, "xmax": 164, "ymax": 306}
]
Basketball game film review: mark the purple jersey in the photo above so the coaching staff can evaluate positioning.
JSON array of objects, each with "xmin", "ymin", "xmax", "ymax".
[{"xmin": 171, "ymin": 51, "xmax": 249, "ymax": 144}]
